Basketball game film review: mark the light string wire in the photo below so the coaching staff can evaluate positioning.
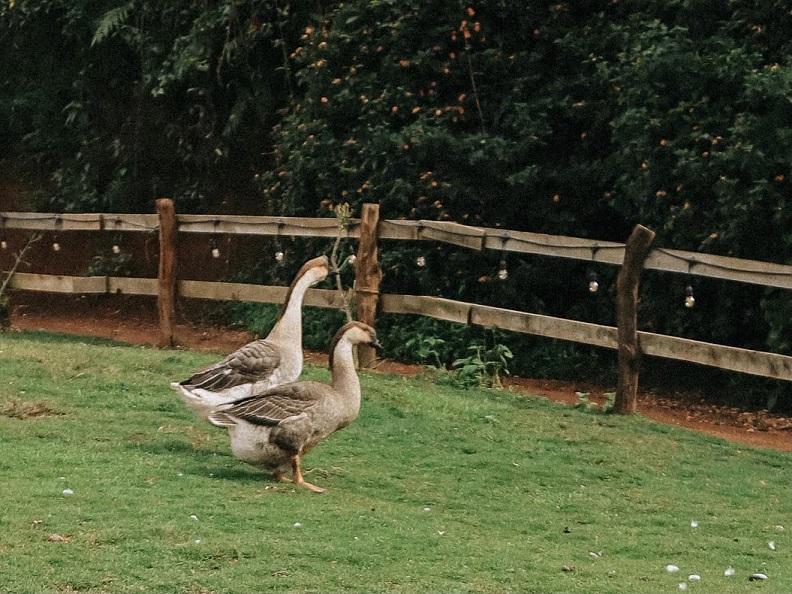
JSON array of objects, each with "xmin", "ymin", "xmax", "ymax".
[{"xmin": 1, "ymin": 214, "xmax": 789, "ymax": 281}]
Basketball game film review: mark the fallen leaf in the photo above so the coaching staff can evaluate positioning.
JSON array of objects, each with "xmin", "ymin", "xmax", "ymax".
[{"xmin": 748, "ymin": 573, "xmax": 768, "ymax": 581}]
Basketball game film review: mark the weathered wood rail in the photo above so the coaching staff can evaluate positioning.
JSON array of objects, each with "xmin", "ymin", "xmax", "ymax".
[{"xmin": 2, "ymin": 204, "xmax": 791, "ymax": 411}]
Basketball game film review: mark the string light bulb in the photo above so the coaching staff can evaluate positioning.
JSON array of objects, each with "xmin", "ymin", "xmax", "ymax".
[
  {"xmin": 347, "ymin": 254, "xmax": 357, "ymax": 264},
  {"xmin": 112, "ymin": 244, "xmax": 121, "ymax": 254},
  {"xmin": 684, "ymin": 285, "xmax": 695, "ymax": 308},
  {"xmin": 209, "ymin": 220, "xmax": 221, "ymax": 259},
  {"xmin": 275, "ymin": 250, "xmax": 285, "ymax": 262},
  {"xmin": 52, "ymin": 241, "xmax": 61, "ymax": 252},
  {"xmin": 588, "ymin": 271, "xmax": 599, "ymax": 293},
  {"xmin": 416, "ymin": 255, "xmax": 426, "ymax": 267},
  {"xmin": 497, "ymin": 258, "xmax": 508, "ymax": 280},
  {"xmin": 0, "ymin": 240, "xmax": 7, "ymax": 250}
]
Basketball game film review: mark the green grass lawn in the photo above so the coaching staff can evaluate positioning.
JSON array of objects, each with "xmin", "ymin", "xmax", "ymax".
[{"xmin": 0, "ymin": 331, "xmax": 789, "ymax": 594}]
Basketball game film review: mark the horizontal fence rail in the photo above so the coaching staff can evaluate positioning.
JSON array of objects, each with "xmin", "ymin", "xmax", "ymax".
[{"xmin": 2, "ymin": 208, "xmax": 791, "ymax": 392}]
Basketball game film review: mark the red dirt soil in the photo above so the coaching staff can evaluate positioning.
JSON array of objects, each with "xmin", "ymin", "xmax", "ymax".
[{"xmin": 6, "ymin": 292, "xmax": 791, "ymax": 452}]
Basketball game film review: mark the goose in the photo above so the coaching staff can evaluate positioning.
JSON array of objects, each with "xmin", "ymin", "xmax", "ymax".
[
  {"xmin": 171, "ymin": 255, "xmax": 330, "ymax": 420},
  {"xmin": 208, "ymin": 321, "xmax": 380, "ymax": 493}
]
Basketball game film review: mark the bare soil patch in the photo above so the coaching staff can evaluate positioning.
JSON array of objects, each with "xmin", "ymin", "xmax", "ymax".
[{"xmin": 6, "ymin": 291, "xmax": 791, "ymax": 452}]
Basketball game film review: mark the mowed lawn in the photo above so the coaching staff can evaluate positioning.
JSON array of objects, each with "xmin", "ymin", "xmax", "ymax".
[{"xmin": 0, "ymin": 331, "xmax": 789, "ymax": 594}]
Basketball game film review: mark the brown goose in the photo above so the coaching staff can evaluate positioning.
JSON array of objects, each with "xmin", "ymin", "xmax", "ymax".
[
  {"xmin": 208, "ymin": 321, "xmax": 380, "ymax": 493},
  {"xmin": 171, "ymin": 255, "xmax": 330, "ymax": 420}
]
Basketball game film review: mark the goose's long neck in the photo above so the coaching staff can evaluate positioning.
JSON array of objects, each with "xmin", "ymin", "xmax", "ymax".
[
  {"xmin": 267, "ymin": 272, "xmax": 313, "ymax": 343},
  {"xmin": 330, "ymin": 339, "xmax": 362, "ymax": 404}
]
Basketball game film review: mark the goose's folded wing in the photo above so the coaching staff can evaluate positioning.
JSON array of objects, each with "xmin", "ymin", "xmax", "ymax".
[
  {"xmin": 180, "ymin": 340, "xmax": 280, "ymax": 390},
  {"xmin": 221, "ymin": 383, "xmax": 325, "ymax": 426}
]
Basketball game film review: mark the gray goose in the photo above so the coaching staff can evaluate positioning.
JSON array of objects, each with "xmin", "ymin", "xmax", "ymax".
[
  {"xmin": 208, "ymin": 321, "xmax": 380, "ymax": 493},
  {"xmin": 171, "ymin": 255, "xmax": 330, "ymax": 421}
]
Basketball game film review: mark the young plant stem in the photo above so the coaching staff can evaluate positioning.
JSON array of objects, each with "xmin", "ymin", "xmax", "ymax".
[
  {"xmin": 0, "ymin": 234, "xmax": 42, "ymax": 298},
  {"xmin": 330, "ymin": 204, "xmax": 354, "ymax": 323}
]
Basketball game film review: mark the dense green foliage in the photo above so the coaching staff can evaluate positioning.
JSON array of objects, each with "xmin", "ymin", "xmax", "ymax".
[
  {"xmin": 1, "ymin": 332, "xmax": 790, "ymax": 593},
  {"xmin": 2, "ymin": 1, "xmax": 790, "ymax": 400},
  {"xmin": 2, "ymin": 0, "xmax": 313, "ymax": 212}
]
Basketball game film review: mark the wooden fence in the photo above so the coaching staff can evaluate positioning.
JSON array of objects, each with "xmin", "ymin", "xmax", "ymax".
[{"xmin": 2, "ymin": 202, "xmax": 791, "ymax": 412}]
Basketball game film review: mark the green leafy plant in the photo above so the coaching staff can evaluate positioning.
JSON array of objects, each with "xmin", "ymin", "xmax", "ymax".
[
  {"xmin": 451, "ymin": 341, "xmax": 513, "ymax": 389},
  {"xmin": 576, "ymin": 390, "xmax": 617, "ymax": 413},
  {"xmin": 405, "ymin": 335, "xmax": 447, "ymax": 369},
  {"xmin": 86, "ymin": 252, "xmax": 136, "ymax": 277}
]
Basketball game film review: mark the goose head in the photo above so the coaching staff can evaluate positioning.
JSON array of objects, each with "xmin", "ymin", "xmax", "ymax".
[
  {"xmin": 277, "ymin": 255, "xmax": 330, "ymax": 316},
  {"xmin": 298, "ymin": 255, "xmax": 331, "ymax": 286},
  {"xmin": 328, "ymin": 321, "xmax": 381, "ymax": 367}
]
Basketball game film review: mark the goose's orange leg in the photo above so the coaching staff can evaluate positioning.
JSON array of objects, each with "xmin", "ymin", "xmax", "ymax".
[{"xmin": 291, "ymin": 454, "xmax": 325, "ymax": 493}]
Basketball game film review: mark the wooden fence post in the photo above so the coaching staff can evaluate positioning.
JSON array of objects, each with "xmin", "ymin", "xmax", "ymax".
[
  {"xmin": 157, "ymin": 198, "xmax": 177, "ymax": 348},
  {"xmin": 355, "ymin": 203, "xmax": 383, "ymax": 368},
  {"xmin": 614, "ymin": 224, "xmax": 656, "ymax": 414}
]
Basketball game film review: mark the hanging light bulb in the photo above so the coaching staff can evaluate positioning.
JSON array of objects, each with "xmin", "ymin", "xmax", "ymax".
[
  {"xmin": 347, "ymin": 254, "xmax": 357, "ymax": 264},
  {"xmin": 275, "ymin": 250, "xmax": 285, "ymax": 262},
  {"xmin": 112, "ymin": 244, "xmax": 121, "ymax": 254},
  {"xmin": 588, "ymin": 271, "xmax": 599, "ymax": 293},
  {"xmin": 0, "ymin": 239, "xmax": 7, "ymax": 250},
  {"xmin": 497, "ymin": 258, "xmax": 508, "ymax": 280},
  {"xmin": 52, "ymin": 241, "xmax": 61, "ymax": 252},
  {"xmin": 211, "ymin": 247, "xmax": 221, "ymax": 258},
  {"xmin": 684, "ymin": 285, "xmax": 695, "ymax": 308},
  {"xmin": 416, "ymin": 255, "xmax": 426, "ymax": 267}
]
